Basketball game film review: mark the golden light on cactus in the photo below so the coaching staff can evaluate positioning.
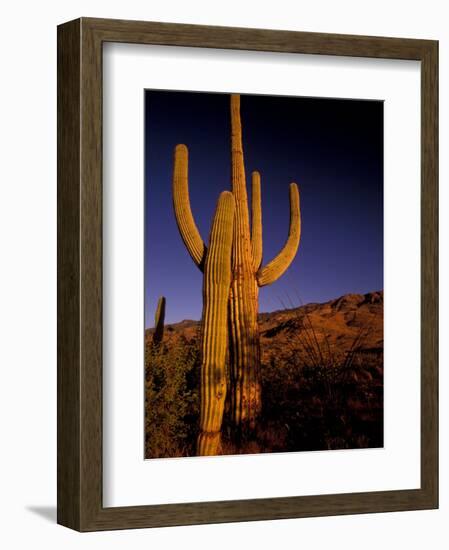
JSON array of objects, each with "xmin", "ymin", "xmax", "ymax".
[
  {"xmin": 173, "ymin": 144, "xmax": 207, "ymax": 270},
  {"xmin": 197, "ymin": 191, "xmax": 235, "ymax": 456},
  {"xmin": 257, "ymin": 182, "xmax": 301, "ymax": 287},
  {"xmin": 228, "ymin": 94, "xmax": 261, "ymax": 432},
  {"xmin": 251, "ymin": 171, "xmax": 263, "ymax": 271},
  {"xmin": 173, "ymin": 93, "xmax": 301, "ymax": 451}
]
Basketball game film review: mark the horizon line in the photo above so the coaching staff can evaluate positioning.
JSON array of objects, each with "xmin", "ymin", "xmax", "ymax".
[{"xmin": 145, "ymin": 288, "xmax": 384, "ymax": 329}]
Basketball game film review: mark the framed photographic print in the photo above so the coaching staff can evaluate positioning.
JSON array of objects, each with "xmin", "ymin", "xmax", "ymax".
[{"xmin": 57, "ymin": 17, "xmax": 438, "ymax": 531}]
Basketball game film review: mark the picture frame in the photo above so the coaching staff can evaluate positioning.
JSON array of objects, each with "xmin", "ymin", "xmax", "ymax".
[{"xmin": 57, "ymin": 17, "xmax": 438, "ymax": 531}]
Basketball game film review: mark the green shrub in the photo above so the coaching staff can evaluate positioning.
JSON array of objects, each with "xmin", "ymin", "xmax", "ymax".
[{"xmin": 145, "ymin": 337, "xmax": 200, "ymax": 458}]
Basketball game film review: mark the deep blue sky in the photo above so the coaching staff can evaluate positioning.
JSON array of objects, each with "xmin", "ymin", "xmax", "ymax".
[{"xmin": 145, "ymin": 90, "xmax": 383, "ymax": 327}]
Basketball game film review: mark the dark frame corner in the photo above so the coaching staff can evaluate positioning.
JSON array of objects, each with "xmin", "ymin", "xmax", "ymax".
[{"xmin": 57, "ymin": 17, "xmax": 438, "ymax": 532}]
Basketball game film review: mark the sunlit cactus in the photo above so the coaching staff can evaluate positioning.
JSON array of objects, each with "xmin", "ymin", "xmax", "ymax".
[
  {"xmin": 152, "ymin": 296, "xmax": 166, "ymax": 346},
  {"xmin": 173, "ymin": 94, "xmax": 301, "ymax": 446},
  {"xmin": 197, "ymin": 191, "xmax": 235, "ymax": 455}
]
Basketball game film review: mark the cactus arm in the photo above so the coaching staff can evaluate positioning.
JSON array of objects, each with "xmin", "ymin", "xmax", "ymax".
[
  {"xmin": 172, "ymin": 144, "xmax": 207, "ymax": 270},
  {"xmin": 152, "ymin": 296, "xmax": 166, "ymax": 345},
  {"xmin": 257, "ymin": 183, "xmax": 301, "ymax": 287},
  {"xmin": 197, "ymin": 191, "xmax": 235, "ymax": 456},
  {"xmin": 251, "ymin": 171, "xmax": 263, "ymax": 271}
]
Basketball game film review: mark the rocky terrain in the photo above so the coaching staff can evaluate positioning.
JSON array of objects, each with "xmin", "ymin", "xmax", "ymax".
[
  {"xmin": 146, "ymin": 290, "xmax": 383, "ymax": 365},
  {"xmin": 145, "ymin": 290, "xmax": 384, "ymax": 458}
]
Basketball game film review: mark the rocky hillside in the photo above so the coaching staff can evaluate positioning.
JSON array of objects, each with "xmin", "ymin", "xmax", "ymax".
[
  {"xmin": 145, "ymin": 290, "xmax": 384, "ymax": 457},
  {"xmin": 146, "ymin": 290, "xmax": 383, "ymax": 366}
]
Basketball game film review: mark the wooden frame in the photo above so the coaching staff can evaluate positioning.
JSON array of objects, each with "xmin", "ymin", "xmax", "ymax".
[{"xmin": 57, "ymin": 17, "xmax": 438, "ymax": 531}]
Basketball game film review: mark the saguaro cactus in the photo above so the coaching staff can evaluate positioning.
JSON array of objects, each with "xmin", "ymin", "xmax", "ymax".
[
  {"xmin": 152, "ymin": 296, "xmax": 166, "ymax": 346},
  {"xmin": 228, "ymin": 96, "xmax": 262, "ymax": 432},
  {"xmin": 197, "ymin": 192, "xmax": 235, "ymax": 455},
  {"xmin": 173, "ymin": 94, "xmax": 301, "ymax": 443}
]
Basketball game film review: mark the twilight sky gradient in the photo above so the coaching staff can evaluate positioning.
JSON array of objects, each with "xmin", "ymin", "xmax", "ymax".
[{"xmin": 144, "ymin": 90, "xmax": 383, "ymax": 327}]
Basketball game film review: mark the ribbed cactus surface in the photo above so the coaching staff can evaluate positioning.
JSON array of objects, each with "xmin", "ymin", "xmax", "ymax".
[
  {"xmin": 251, "ymin": 171, "xmax": 263, "ymax": 271},
  {"xmin": 197, "ymin": 191, "xmax": 235, "ymax": 456},
  {"xmin": 228, "ymin": 95, "xmax": 261, "ymax": 431},
  {"xmin": 173, "ymin": 144, "xmax": 207, "ymax": 269},
  {"xmin": 257, "ymin": 183, "xmax": 300, "ymax": 287},
  {"xmin": 172, "ymin": 93, "xmax": 301, "ymax": 452}
]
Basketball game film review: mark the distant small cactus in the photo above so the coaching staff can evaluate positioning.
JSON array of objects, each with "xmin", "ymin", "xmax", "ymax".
[{"xmin": 152, "ymin": 296, "xmax": 166, "ymax": 346}]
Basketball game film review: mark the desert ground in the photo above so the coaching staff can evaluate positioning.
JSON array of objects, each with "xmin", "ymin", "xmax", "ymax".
[{"xmin": 145, "ymin": 290, "xmax": 383, "ymax": 458}]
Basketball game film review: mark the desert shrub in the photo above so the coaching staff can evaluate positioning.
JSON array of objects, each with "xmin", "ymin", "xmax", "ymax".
[
  {"xmin": 145, "ymin": 337, "xmax": 200, "ymax": 458},
  {"xmin": 259, "ymin": 351, "xmax": 383, "ymax": 453},
  {"xmin": 259, "ymin": 305, "xmax": 384, "ymax": 453}
]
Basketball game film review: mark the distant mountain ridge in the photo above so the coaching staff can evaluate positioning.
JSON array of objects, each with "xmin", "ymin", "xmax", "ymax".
[{"xmin": 146, "ymin": 290, "xmax": 383, "ymax": 364}]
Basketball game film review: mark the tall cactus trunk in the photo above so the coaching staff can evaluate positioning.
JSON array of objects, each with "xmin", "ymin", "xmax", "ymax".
[
  {"xmin": 228, "ymin": 283, "xmax": 261, "ymax": 433},
  {"xmin": 228, "ymin": 95, "xmax": 262, "ymax": 435},
  {"xmin": 197, "ymin": 192, "xmax": 235, "ymax": 456}
]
